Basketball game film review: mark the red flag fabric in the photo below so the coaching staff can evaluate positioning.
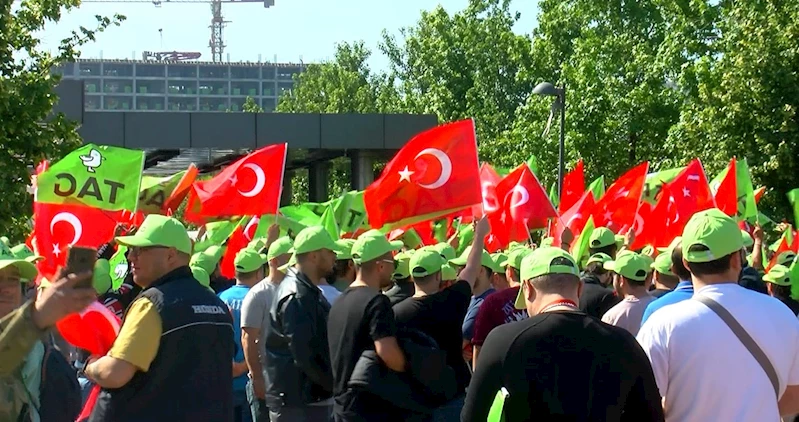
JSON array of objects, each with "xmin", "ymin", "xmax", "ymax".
[
  {"xmin": 472, "ymin": 163, "xmax": 503, "ymax": 219},
  {"xmin": 593, "ymin": 162, "xmax": 649, "ymax": 232},
  {"xmin": 219, "ymin": 217, "xmax": 260, "ymax": 279},
  {"xmin": 551, "ymin": 190, "xmax": 596, "ymax": 246},
  {"xmin": 185, "ymin": 144, "xmax": 287, "ymax": 223},
  {"xmin": 364, "ymin": 120, "xmax": 481, "ymax": 228},
  {"xmin": 487, "ymin": 164, "xmax": 556, "ymax": 248},
  {"xmin": 559, "ymin": 159, "xmax": 585, "ymax": 212},
  {"xmin": 33, "ymin": 202, "xmax": 118, "ymax": 279},
  {"xmin": 628, "ymin": 201, "xmax": 654, "ymax": 250},
  {"xmin": 714, "ymin": 158, "xmax": 738, "ymax": 217}
]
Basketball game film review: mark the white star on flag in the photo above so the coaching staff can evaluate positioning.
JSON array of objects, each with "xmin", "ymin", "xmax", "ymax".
[
  {"xmin": 603, "ymin": 210, "xmax": 613, "ymax": 221},
  {"xmin": 53, "ymin": 244, "xmax": 61, "ymax": 257},
  {"xmin": 398, "ymin": 166, "xmax": 415, "ymax": 183},
  {"xmin": 682, "ymin": 187, "xmax": 691, "ymax": 197}
]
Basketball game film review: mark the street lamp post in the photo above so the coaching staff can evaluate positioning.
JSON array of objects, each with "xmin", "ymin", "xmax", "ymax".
[{"xmin": 532, "ymin": 81, "xmax": 566, "ymax": 200}]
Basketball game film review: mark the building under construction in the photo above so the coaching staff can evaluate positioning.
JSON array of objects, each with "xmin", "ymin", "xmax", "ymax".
[{"xmin": 55, "ymin": 58, "xmax": 305, "ymax": 113}]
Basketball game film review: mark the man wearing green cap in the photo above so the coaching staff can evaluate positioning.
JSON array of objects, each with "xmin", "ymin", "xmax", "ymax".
[
  {"xmin": 763, "ymin": 264, "xmax": 799, "ymax": 316},
  {"xmin": 462, "ymin": 247, "xmax": 663, "ymax": 422},
  {"xmin": 577, "ymin": 252, "xmax": 620, "ymax": 318},
  {"xmin": 241, "ymin": 236, "xmax": 292, "ymax": 421},
  {"xmin": 589, "ymin": 227, "xmax": 620, "ymax": 259},
  {"xmin": 327, "ymin": 230, "xmax": 407, "ymax": 420},
  {"xmin": 637, "ymin": 209, "xmax": 799, "ymax": 421},
  {"xmin": 331, "ymin": 239, "xmax": 356, "ymax": 292},
  {"xmin": 649, "ymin": 251, "xmax": 679, "ymax": 298},
  {"xmin": 601, "ymin": 253, "xmax": 656, "ymax": 336},
  {"xmin": 383, "ymin": 250, "xmax": 415, "ymax": 305},
  {"xmin": 220, "ymin": 247, "xmax": 268, "ymax": 422},
  {"xmin": 0, "ymin": 242, "xmax": 96, "ymax": 422},
  {"xmin": 85, "ymin": 215, "xmax": 235, "ymax": 421},
  {"xmin": 262, "ymin": 226, "xmax": 337, "ymax": 421}
]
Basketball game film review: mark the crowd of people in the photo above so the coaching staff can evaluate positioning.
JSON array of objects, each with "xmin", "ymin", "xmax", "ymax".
[{"xmin": 2, "ymin": 206, "xmax": 799, "ymax": 422}]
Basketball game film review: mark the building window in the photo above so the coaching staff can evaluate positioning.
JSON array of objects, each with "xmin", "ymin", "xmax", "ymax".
[
  {"xmin": 261, "ymin": 97, "xmax": 276, "ymax": 112},
  {"xmin": 261, "ymin": 66, "xmax": 276, "ymax": 80},
  {"xmin": 199, "ymin": 97, "xmax": 229, "ymax": 112},
  {"xmin": 136, "ymin": 80, "xmax": 166, "ymax": 94},
  {"xmin": 103, "ymin": 79, "xmax": 134, "ymax": 94},
  {"xmin": 83, "ymin": 78, "xmax": 102, "ymax": 94},
  {"xmin": 278, "ymin": 82, "xmax": 293, "ymax": 96},
  {"xmin": 104, "ymin": 96, "xmax": 132, "ymax": 111},
  {"xmin": 198, "ymin": 80, "xmax": 227, "ymax": 95},
  {"xmin": 137, "ymin": 97, "xmax": 165, "ymax": 111},
  {"xmin": 199, "ymin": 65, "xmax": 228, "ymax": 79},
  {"xmin": 136, "ymin": 64, "xmax": 165, "ymax": 77},
  {"xmin": 168, "ymin": 80, "xmax": 198, "ymax": 95},
  {"xmin": 277, "ymin": 67, "xmax": 301, "ymax": 80},
  {"xmin": 167, "ymin": 97, "xmax": 197, "ymax": 111},
  {"xmin": 231, "ymin": 81, "xmax": 259, "ymax": 96},
  {"xmin": 167, "ymin": 65, "xmax": 197, "ymax": 78},
  {"xmin": 231, "ymin": 66, "xmax": 260, "ymax": 79},
  {"xmin": 85, "ymin": 96, "xmax": 100, "ymax": 110},
  {"xmin": 103, "ymin": 63, "xmax": 133, "ymax": 77},
  {"xmin": 79, "ymin": 63, "xmax": 101, "ymax": 77}
]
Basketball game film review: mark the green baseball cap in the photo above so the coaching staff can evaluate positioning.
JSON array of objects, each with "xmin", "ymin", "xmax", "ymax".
[
  {"xmin": 589, "ymin": 227, "xmax": 616, "ymax": 249},
  {"xmin": 351, "ymin": 230, "xmax": 403, "ymax": 264},
  {"xmin": 292, "ymin": 226, "xmax": 338, "ymax": 255},
  {"xmin": 492, "ymin": 252, "xmax": 508, "ymax": 268},
  {"xmin": 741, "ymin": 230, "xmax": 754, "ymax": 249},
  {"xmin": 410, "ymin": 248, "xmax": 446, "ymax": 278},
  {"xmin": 764, "ymin": 264, "xmax": 791, "ymax": 286},
  {"xmin": 604, "ymin": 253, "xmax": 651, "ymax": 282},
  {"xmin": 0, "ymin": 241, "xmax": 37, "ymax": 281},
  {"xmin": 334, "ymin": 239, "xmax": 356, "ymax": 260},
  {"xmin": 515, "ymin": 247, "xmax": 580, "ymax": 309},
  {"xmin": 586, "ymin": 252, "xmax": 612, "ymax": 266},
  {"xmin": 191, "ymin": 265, "xmax": 211, "ymax": 287},
  {"xmin": 682, "ymin": 209, "xmax": 744, "ymax": 263},
  {"xmin": 393, "ymin": 251, "xmax": 411, "ymax": 279},
  {"xmin": 205, "ymin": 245, "xmax": 225, "ymax": 262},
  {"xmin": 504, "ymin": 248, "xmax": 531, "ymax": 270},
  {"xmin": 11, "ymin": 244, "xmax": 42, "ymax": 263},
  {"xmin": 441, "ymin": 263, "xmax": 458, "ymax": 281},
  {"xmin": 248, "ymin": 237, "xmax": 268, "ymax": 254},
  {"xmin": 277, "ymin": 253, "xmax": 297, "ymax": 274},
  {"xmin": 235, "ymin": 248, "xmax": 268, "ymax": 273},
  {"xmin": 190, "ymin": 250, "xmax": 221, "ymax": 275},
  {"xmin": 777, "ymin": 251, "xmax": 797, "ymax": 266},
  {"xmin": 267, "ymin": 237, "xmax": 294, "ymax": 261},
  {"xmin": 651, "ymin": 252, "xmax": 675, "ymax": 276},
  {"xmin": 449, "ymin": 246, "xmax": 495, "ymax": 270},
  {"xmin": 116, "ymin": 214, "xmax": 192, "ymax": 255},
  {"xmin": 433, "ymin": 242, "xmax": 457, "ymax": 261},
  {"xmin": 93, "ymin": 259, "xmax": 112, "ymax": 294}
]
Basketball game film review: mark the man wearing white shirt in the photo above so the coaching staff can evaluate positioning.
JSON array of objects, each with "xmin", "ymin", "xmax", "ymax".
[{"xmin": 637, "ymin": 209, "xmax": 799, "ymax": 421}]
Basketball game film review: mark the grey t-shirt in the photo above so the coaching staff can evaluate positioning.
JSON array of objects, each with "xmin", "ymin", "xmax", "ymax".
[
  {"xmin": 601, "ymin": 295, "xmax": 656, "ymax": 337},
  {"xmin": 241, "ymin": 278, "xmax": 279, "ymax": 367}
]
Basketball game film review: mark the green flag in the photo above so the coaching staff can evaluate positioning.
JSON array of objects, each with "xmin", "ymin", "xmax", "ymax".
[
  {"xmin": 710, "ymin": 158, "xmax": 758, "ymax": 221},
  {"xmin": 642, "ymin": 167, "xmax": 685, "ymax": 203},
  {"xmin": 587, "ymin": 176, "xmax": 605, "ymax": 200},
  {"xmin": 109, "ymin": 245, "xmax": 128, "ymax": 290},
  {"xmin": 787, "ymin": 188, "xmax": 799, "ymax": 226},
  {"xmin": 320, "ymin": 205, "xmax": 340, "ymax": 241},
  {"xmin": 570, "ymin": 216, "xmax": 595, "ymax": 267},
  {"xmin": 334, "ymin": 191, "xmax": 369, "ymax": 234},
  {"xmin": 487, "ymin": 388, "xmax": 509, "ymax": 422},
  {"xmin": 138, "ymin": 170, "xmax": 186, "ymax": 214},
  {"xmin": 36, "ymin": 144, "xmax": 145, "ymax": 211},
  {"xmin": 194, "ymin": 219, "xmax": 240, "ymax": 253},
  {"xmin": 525, "ymin": 155, "xmax": 539, "ymax": 176},
  {"xmin": 548, "ymin": 181, "xmax": 560, "ymax": 208}
]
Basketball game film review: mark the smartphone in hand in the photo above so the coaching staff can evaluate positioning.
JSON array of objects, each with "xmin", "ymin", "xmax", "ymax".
[{"xmin": 65, "ymin": 246, "xmax": 97, "ymax": 289}]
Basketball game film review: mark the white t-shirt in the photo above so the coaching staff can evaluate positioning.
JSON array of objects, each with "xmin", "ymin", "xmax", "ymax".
[
  {"xmin": 601, "ymin": 295, "xmax": 656, "ymax": 336},
  {"xmin": 637, "ymin": 283, "xmax": 799, "ymax": 422}
]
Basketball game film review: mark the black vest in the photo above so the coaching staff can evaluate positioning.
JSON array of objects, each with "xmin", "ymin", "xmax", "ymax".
[{"xmin": 90, "ymin": 266, "xmax": 235, "ymax": 422}]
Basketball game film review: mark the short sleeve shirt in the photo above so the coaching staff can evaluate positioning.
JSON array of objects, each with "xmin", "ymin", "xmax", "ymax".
[
  {"xmin": 109, "ymin": 297, "xmax": 162, "ymax": 372},
  {"xmin": 240, "ymin": 279, "xmax": 279, "ymax": 367}
]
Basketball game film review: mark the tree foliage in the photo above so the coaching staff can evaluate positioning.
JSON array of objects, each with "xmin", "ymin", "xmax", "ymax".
[{"xmin": 1, "ymin": 0, "xmax": 123, "ymax": 242}]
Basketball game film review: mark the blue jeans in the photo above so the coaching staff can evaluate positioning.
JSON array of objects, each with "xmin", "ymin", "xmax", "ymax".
[
  {"xmin": 431, "ymin": 394, "xmax": 465, "ymax": 422},
  {"xmin": 245, "ymin": 379, "xmax": 270, "ymax": 422},
  {"xmin": 234, "ymin": 389, "xmax": 253, "ymax": 422}
]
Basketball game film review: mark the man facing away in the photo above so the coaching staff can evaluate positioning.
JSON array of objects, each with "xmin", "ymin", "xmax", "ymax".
[
  {"xmin": 327, "ymin": 230, "xmax": 407, "ymax": 421},
  {"xmin": 601, "ymin": 252, "xmax": 656, "ymax": 337},
  {"xmin": 637, "ymin": 209, "xmax": 799, "ymax": 421},
  {"xmin": 86, "ymin": 215, "xmax": 234, "ymax": 421},
  {"xmin": 462, "ymin": 247, "xmax": 663, "ymax": 422}
]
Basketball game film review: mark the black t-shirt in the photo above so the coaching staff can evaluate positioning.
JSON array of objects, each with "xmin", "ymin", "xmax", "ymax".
[
  {"xmin": 462, "ymin": 311, "xmax": 664, "ymax": 422},
  {"xmin": 328, "ymin": 286, "xmax": 401, "ymax": 420},
  {"xmin": 578, "ymin": 275, "xmax": 620, "ymax": 319},
  {"xmin": 392, "ymin": 279, "xmax": 472, "ymax": 393}
]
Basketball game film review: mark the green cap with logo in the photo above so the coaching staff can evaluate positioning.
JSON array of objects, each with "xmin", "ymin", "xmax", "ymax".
[
  {"xmin": 504, "ymin": 248, "xmax": 531, "ymax": 271},
  {"xmin": 191, "ymin": 265, "xmax": 211, "ymax": 287},
  {"xmin": 334, "ymin": 239, "xmax": 356, "ymax": 260},
  {"xmin": 0, "ymin": 241, "xmax": 38, "ymax": 281},
  {"xmin": 604, "ymin": 253, "xmax": 651, "ymax": 281},
  {"xmin": 681, "ymin": 208, "xmax": 744, "ymax": 263},
  {"xmin": 410, "ymin": 248, "xmax": 447, "ymax": 278},
  {"xmin": 449, "ymin": 246, "xmax": 496, "ymax": 270},
  {"xmin": 93, "ymin": 259, "xmax": 112, "ymax": 294},
  {"xmin": 764, "ymin": 264, "xmax": 791, "ymax": 287},
  {"xmin": 116, "ymin": 214, "xmax": 192, "ymax": 255},
  {"xmin": 292, "ymin": 226, "xmax": 338, "ymax": 255},
  {"xmin": 351, "ymin": 230, "xmax": 403, "ymax": 264},
  {"xmin": 235, "ymin": 247, "xmax": 268, "ymax": 273},
  {"xmin": 267, "ymin": 237, "xmax": 294, "ymax": 261},
  {"xmin": 589, "ymin": 227, "xmax": 616, "ymax": 249},
  {"xmin": 393, "ymin": 250, "xmax": 412, "ymax": 279},
  {"xmin": 11, "ymin": 244, "xmax": 42, "ymax": 263},
  {"xmin": 586, "ymin": 252, "xmax": 612, "ymax": 266},
  {"xmin": 651, "ymin": 252, "xmax": 674, "ymax": 276},
  {"xmin": 515, "ymin": 247, "xmax": 579, "ymax": 309},
  {"xmin": 441, "ymin": 263, "xmax": 458, "ymax": 281},
  {"xmin": 433, "ymin": 242, "xmax": 457, "ymax": 261}
]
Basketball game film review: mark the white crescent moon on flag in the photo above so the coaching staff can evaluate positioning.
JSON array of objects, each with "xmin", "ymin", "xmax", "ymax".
[
  {"xmin": 244, "ymin": 217, "xmax": 260, "ymax": 241},
  {"xmin": 50, "ymin": 212, "xmax": 83, "ymax": 245},
  {"xmin": 414, "ymin": 148, "xmax": 452, "ymax": 190},
  {"xmin": 238, "ymin": 164, "xmax": 266, "ymax": 198},
  {"xmin": 509, "ymin": 186, "xmax": 530, "ymax": 209},
  {"xmin": 482, "ymin": 181, "xmax": 499, "ymax": 212},
  {"xmin": 566, "ymin": 213, "xmax": 583, "ymax": 228},
  {"xmin": 634, "ymin": 213, "xmax": 645, "ymax": 236}
]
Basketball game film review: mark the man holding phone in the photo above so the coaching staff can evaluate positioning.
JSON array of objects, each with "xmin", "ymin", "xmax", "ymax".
[{"xmin": 84, "ymin": 215, "xmax": 235, "ymax": 421}]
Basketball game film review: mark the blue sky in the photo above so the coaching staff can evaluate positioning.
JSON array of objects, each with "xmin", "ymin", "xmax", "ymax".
[{"xmin": 38, "ymin": 0, "xmax": 538, "ymax": 71}]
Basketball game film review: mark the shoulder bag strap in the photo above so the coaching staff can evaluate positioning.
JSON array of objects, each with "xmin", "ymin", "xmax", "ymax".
[{"xmin": 694, "ymin": 295, "xmax": 779, "ymax": 397}]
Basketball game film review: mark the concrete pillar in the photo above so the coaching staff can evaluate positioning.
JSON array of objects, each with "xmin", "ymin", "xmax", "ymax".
[
  {"xmin": 280, "ymin": 170, "xmax": 294, "ymax": 206},
  {"xmin": 308, "ymin": 161, "xmax": 330, "ymax": 203},
  {"xmin": 350, "ymin": 150, "xmax": 375, "ymax": 190}
]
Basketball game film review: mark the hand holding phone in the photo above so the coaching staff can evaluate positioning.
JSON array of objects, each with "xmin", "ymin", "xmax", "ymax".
[{"xmin": 66, "ymin": 246, "xmax": 97, "ymax": 289}]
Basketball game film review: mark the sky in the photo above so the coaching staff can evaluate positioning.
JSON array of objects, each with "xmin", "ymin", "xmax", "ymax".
[{"xmin": 38, "ymin": 0, "xmax": 539, "ymax": 71}]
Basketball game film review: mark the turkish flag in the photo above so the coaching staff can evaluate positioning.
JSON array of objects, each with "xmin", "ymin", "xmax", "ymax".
[
  {"xmin": 649, "ymin": 159, "xmax": 715, "ymax": 247},
  {"xmin": 592, "ymin": 162, "xmax": 649, "ymax": 232},
  {"xmin": 488, "ymin": 164, "xmax": 556, "ymax": 248},
  {"xmin": 219, "ymin": 216, "xmax": 259, "ymax": 279},
  {"xmin": 714, "ymin": 158, "xmax": 738, "ymax": 217},
  {"xmin": 33, "ymin": 202, "xmax": 118, "ymax": 279},
  {"xmin": 559, "ymin": 159, "xmax": 585, "ymax": 212},
  {"xmin": 628, "ymin": 201, "xmax": 654, "ymax": 250},
  {"xmin": 471, "ymin": 163, "xmax": 503, "ymax": 219},
  {"xmin": 364, "ymin": 120, "xmax": 481, "ymax": 229},
  {"xmin": 550, "ymin": 189, "xmax": 596, "ymax": 246},
  {"xmin": 185, "ymin": 144, "xmax": 287, "ymax": 223}
]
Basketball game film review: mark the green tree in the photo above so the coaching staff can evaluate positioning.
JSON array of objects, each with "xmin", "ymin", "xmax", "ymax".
[
  {"xmin": 242, "ymin": 96, "xmax": 263, "ymax": 113},
  {"xmin": 1, "ymin": 1, "xmax": 123, "ymax": 242}
]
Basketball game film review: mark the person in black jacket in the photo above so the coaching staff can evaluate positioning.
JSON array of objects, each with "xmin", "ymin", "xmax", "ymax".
[
  {"xmin": 263, "ymin": 226, "xmax": 338, "ymax": 421},
  {"xmin": 577, "ymin": 253, "xmax": 620, "ymax": 318}
]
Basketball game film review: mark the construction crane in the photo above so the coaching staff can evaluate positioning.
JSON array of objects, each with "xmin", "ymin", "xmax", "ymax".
[{"xmin": 80, "ymin": 0, "xmax": 275, "ymax": 62}]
